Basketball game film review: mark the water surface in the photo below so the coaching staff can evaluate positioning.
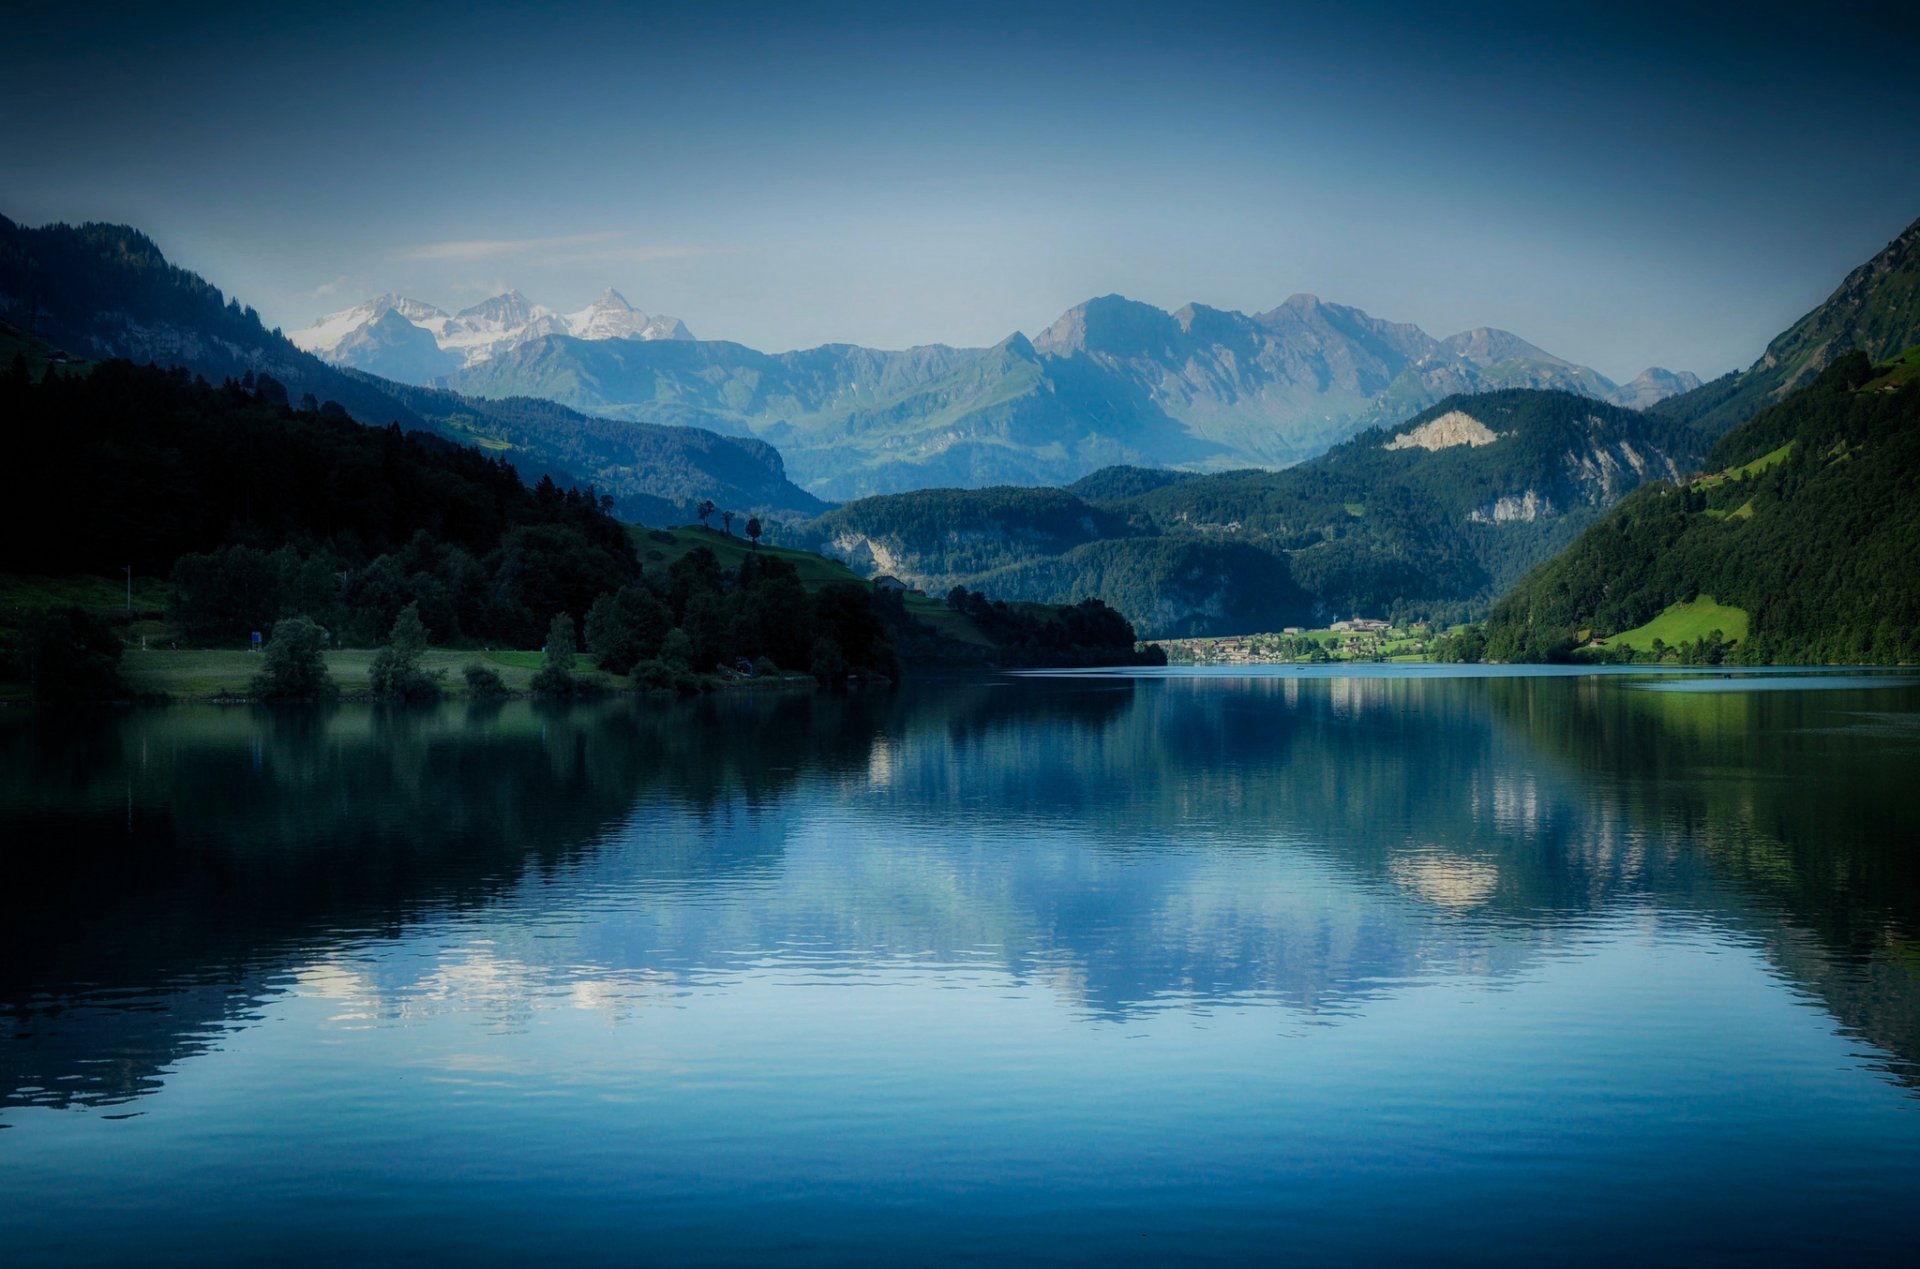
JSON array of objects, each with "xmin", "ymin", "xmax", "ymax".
[{"xmin": 3, "ymin": 669, "xmax": 1918, "ymax": 1264}]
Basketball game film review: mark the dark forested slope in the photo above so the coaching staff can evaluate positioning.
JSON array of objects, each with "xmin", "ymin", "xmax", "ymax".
[
  {"xmin": 1484, "ymin": 351, "xmax": 1920, "ymax": 663},
  {"xmin": 798, "ymin": 389, "xmax": 1707, "ymax": 635}
]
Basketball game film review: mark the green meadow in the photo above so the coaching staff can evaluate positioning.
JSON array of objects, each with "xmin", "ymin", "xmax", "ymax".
[{"xmin": 1606, "ymin": 595, "xmax": 1750, "ymax": 652}]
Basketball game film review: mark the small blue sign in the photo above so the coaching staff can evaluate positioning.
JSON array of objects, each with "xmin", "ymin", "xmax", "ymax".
[{"xmin": 251, "ymin": 631, "xmax": 263, "ymax": 647}]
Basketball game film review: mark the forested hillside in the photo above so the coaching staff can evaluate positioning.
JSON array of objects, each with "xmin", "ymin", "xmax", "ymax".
[
  {"xmin": 798, "ymin": 390, "xmax": 1708, "ymax": 635},
  {"xmin": 1483, "ymin": 351, "xmax": 1920, "ymax": 663}
]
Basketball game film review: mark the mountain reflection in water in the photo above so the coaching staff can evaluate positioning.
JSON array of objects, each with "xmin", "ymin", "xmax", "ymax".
[{"xmin": 2, "ymin": 670, "xmax": 1918, "ymax": 1264}]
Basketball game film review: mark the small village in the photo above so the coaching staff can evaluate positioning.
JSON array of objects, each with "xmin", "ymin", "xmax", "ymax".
[{"xmin": 1160, "ymin": 617, "xmax": 1439, "ymax": 664}]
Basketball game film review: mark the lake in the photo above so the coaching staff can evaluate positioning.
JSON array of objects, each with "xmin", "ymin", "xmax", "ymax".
[{"xmin": 3, "ymin": 667, "xmax": 1918, "ymax": 1265}]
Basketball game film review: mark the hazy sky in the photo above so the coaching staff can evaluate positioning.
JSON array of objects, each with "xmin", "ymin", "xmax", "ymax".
[{"xmin": 4, "ymin": 1, "xmax": 1917, "ymax": 379}]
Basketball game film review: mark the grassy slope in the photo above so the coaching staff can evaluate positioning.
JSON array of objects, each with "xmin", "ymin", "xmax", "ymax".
[
  {"xmin": 1861, "ymin": 344, "xmax": 1920, "ymax": 393},
  {"xmin": 1697, "ymin": 442, "xmax": 1794, "ymax": 489},
  {"xmin": 1606, "ymin": 596, "xmax": 1750, "ymax": 651}
]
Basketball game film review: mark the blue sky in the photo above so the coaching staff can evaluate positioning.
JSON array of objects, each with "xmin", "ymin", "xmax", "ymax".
[{"xmin": 3, "ymin": 1, "xmax": 1916, "ymax": 379}]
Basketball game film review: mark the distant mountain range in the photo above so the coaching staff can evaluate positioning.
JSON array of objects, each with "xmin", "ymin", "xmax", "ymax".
[
  {"xmin": 291, "ymin": 287, "xmax": 692, "ymax": 381},
  {"xmin": 789, "ymin": 213, "xmax": 1920, "ymax": 639},
  {"xmin": 298, "ymin": 283, "xmax": 1697, "ymax": 500}
]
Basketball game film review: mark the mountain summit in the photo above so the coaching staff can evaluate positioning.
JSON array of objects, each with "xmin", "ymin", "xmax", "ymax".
[{"xmin": 292, "ymin": 286, "xmax": 696, "ymax": 375}]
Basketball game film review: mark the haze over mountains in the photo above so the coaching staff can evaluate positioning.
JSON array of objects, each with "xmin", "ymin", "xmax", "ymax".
[{"xmin": 304, "ymin": 285, "xmax": 1699, "ymax": 499}]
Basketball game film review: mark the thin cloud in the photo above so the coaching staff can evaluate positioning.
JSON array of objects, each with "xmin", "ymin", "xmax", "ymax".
[
  {"xmin": 395, "ymin": 231, "xmax": 624, "ymax": 262},
  {"xmin": 550, "ymin": 244, "xmax": 722, "ymax": 265}
]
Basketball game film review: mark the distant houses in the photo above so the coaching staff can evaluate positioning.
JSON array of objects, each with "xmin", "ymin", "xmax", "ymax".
[{"xmin": 1329, "ymin": 617, "xmax": 1389, "ymax": 634}]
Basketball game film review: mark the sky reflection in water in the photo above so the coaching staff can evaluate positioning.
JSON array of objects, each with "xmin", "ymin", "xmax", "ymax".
[{"xmin": 2, "ymin": 669, "xmax": 1918, "ymax": 1264}]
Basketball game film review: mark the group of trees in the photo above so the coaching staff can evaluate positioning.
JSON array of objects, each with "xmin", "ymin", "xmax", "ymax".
[
  {"xmin": 941, "ymin": 586, "xmax": 1164, "ymax": 667},
  {"xmin": 582, "ymin": 548, "xmax": 896, "ymax": 687},
  {"xmin": 693, "ymin": 498, "xmax": 763, "ymax": 547}
]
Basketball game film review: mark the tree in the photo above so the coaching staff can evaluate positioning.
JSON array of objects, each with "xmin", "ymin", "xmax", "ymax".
[
  {"xmin": 252, "ymin": 616, "xmax": 336, "ymax": 701},
  {"xmin": 530, "ymin": 611, "xmax": 577, "ymax": 697},
  {"xmin": 368, "ymin": 601, "xmax": 443, "ymax": 700},
  {"xmin": 21, "ymin": 606, "xmax": 124, "ymax": 701},
  {"xmin": 462, "ymin": 661, "xmax": 507, "ymax": 697},
  {"xmin": 584, "ymin": 585, "xmax": 671, "ymax": 674},
  {"xmin": 722, "ymin": 509, "xmax": 734, "ymax": 536},
  {"xmin": 696, "ymin": 499, "xmax": 716, "ymax": 529},
  {"xmin": 745, "ymin": 517, "xmax": 763, "ymax": 550}
]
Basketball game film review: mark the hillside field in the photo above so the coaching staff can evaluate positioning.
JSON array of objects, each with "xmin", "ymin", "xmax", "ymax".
[{"xmin": 1601, "ymin": 596, "xmax": 1750, "ymax": 653}]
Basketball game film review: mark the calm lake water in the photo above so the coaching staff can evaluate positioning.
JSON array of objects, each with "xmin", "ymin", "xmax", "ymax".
[{"xmin": 3, "ymin": 667, "xmax": 1918, "ymax": 1265}]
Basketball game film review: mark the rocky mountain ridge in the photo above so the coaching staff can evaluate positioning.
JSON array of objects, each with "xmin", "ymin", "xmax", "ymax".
[{"xmin": 448, "ymin": 290, "xmax": 1699, "ymax": 499}]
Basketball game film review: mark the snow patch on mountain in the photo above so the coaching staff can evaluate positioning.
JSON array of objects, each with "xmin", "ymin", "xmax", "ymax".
[{"xmin": 291, "ymin": 286, "xmax": 696, "ymax": 381}]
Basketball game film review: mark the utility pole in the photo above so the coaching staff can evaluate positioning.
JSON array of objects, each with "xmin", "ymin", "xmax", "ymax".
[{"xmin": 124, "ymin": 564, "xmax": 132, "ymax": 612}]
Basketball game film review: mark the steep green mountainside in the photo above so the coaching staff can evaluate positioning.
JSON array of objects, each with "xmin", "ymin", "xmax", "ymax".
[
  {"xmin": 1485, "ymin": 351, "xmax": 1920, "ymax": 662},
  {"xmin": 793, "ymin": 389, "xmax": 1707, "ymax": 636},
  {"xmin": 451, "ymin": 291, "xmax": 1695, "ymax": 501},
  {"xmin": 1654, "ymin": 214, "xmax": 1920, "ymax": 438},
  {"xmin": 0, "ymin": 215, "xmax": 823, "ymax": 522}
]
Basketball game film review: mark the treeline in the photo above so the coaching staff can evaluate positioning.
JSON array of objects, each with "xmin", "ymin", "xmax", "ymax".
[
  {"xmin": 1481, "ymin": 353, "xmax": 1920, "ymax": 663},
  {"xmin": 938, "ymin": 586, "xmax": 1164, "ymax": 668},
  {"xmin": 582, "ymin": 544, "xmax": 898, "ymax": 687}
]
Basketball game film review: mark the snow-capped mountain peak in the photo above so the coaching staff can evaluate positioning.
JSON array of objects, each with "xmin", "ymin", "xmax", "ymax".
[
  {"xmin": 291, "ymin": 286, "xmax": 698, "ymax": 381},
  {"xmin": 290, "ymin": 292, "xmax": 447, "ymax": 355},
  {"xmin": 566, "ymin": 287, "xmax": 656, "ymax": 340}
]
